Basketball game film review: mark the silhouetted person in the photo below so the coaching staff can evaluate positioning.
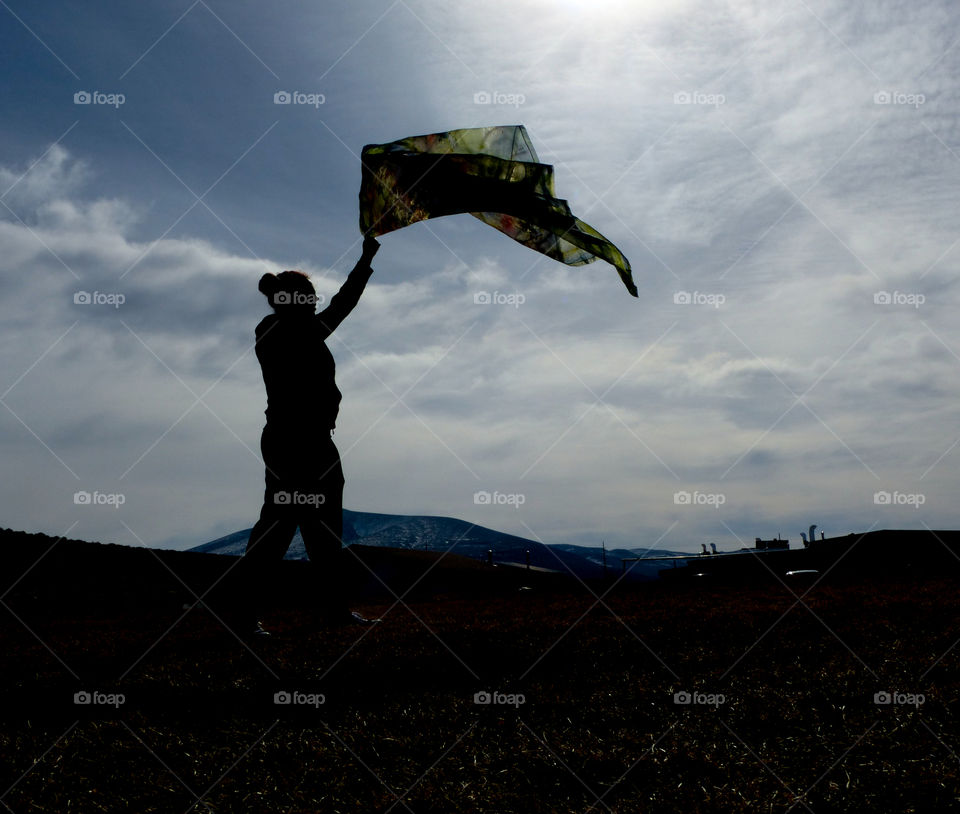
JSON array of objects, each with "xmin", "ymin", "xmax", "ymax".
[{"xmin": 234, "ymin": 236, "xmax": 380, "ymax": 636}]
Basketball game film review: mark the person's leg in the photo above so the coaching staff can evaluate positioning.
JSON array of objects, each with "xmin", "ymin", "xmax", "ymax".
[
  {"xmin": 297, "ymin": 438, "xmax": 348, "ymax": 620},
  {"xmin": 237, "ymin": 499, "xmax": 297, "ymax": 619},
  {"xmin": 226, "ymin": 426, "xmax": 298, "ymax": 631}
]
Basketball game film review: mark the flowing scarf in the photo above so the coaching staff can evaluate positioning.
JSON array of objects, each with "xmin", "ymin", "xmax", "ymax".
[{"xmin": 359, "ymin": 125, "xmax": 637, "ymax": 297}]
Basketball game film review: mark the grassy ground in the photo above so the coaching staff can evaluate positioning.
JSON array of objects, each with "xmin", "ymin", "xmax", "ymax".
[{"xmin": 0, "ymin": 534, "xmax": 958, "ymax": 812}]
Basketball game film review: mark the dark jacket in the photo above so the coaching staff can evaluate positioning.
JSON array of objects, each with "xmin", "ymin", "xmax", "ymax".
[{"xmin": 255, "ymin": 259, "xmax": 374, "ymax": 430}]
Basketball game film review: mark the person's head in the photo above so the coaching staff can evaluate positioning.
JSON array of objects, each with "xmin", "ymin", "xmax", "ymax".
[{"xmin": 258, "ymin": 270, "xmax": 318, "ymax": 317}]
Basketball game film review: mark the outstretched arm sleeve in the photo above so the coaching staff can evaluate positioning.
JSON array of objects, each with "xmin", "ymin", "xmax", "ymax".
[{"xmin": 316, "ymin": 259, "xmax": 375, "ymax": 338}]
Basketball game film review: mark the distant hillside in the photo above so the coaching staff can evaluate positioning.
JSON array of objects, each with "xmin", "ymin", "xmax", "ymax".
[
  {"xmin": 0, "ymin": 527, "xmax": 573, "ymax": 614},
  {"xmin": 190, "ymin": 510, "xmax": 687, "ymax": 581}
]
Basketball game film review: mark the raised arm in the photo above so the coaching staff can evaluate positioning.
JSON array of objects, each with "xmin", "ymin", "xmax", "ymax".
[{"xmin": 316, "ymin": 236, "xmax": 380, "ymax": 337}]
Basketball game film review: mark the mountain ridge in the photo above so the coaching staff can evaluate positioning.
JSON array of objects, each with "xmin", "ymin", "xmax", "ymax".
[{"xmin": 190, "ymin": 509, "xmax": 686, "ymax": 580}]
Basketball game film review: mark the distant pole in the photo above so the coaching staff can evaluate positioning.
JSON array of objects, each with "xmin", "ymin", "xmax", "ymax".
[
  {"xmin": 525, "ymin": 549, "xmax": 530, "ymax": 570},
  {"xmin": 486, "ymin": 548, "xmax": 493, "ymax": 566}
]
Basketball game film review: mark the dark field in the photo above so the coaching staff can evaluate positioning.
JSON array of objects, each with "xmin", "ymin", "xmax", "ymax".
[{"xmin": 1, "ymin": 530, "xmax": 958, "ymax": 812}]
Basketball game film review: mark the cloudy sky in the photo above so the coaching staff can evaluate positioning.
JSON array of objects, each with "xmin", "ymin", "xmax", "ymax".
[{"xmin": 2, "ymin": 0, "xmax": 959, "ymax": 553}]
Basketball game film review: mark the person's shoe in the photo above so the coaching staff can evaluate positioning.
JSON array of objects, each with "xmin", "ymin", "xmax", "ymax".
[
  {"xmin": 243, "ymin": 620, "xmax": 271, "ymax": 638},
  {"xmin": 324, "ymin": 610, "xmax": 381, "ymax": 627},
  {"xmin": 348, "ymin": 610, "xmax": 381, "ymax": 626}
]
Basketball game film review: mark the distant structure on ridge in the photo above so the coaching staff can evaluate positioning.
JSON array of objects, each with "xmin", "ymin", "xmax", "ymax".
[
  {"xmin": 754, "ymin": 535, "xmax": 789, "ymax": 551},
  {"xmin": 800, "ymin": 525, "xmax": 820, "ymax": 547}
]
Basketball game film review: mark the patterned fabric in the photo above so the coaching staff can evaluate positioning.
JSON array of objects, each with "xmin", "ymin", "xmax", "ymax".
[{"xmin": 359, "ymin": 125, "xmax": 637, "ymax": 297}]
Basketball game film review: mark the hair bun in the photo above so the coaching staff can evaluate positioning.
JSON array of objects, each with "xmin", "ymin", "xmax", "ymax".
[{"xmin": 258, "ymin": 273, "xmax": 279, "ymax": 297}]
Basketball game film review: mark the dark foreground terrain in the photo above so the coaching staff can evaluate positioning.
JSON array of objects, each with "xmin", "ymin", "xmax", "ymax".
[{"xmin": 0, "ymin": 528, "xmax": 958, "ymax": 812}]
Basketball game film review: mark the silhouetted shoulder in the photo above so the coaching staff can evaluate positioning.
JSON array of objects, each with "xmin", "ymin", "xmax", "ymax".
[{"xmin": 256, "ymin": 314, "xmax": 279, "ymax": 340}]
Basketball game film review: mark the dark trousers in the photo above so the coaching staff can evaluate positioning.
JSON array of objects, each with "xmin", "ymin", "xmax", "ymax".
[{"xmin": 233, "ymin": 424, "xmax": 347, "ymax": 623}]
